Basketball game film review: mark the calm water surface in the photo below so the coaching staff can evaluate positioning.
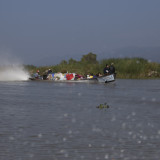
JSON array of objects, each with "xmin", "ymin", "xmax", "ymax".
[{"xmin": 0, "ymin": 79, "xmax": 160, "ymax": 160}]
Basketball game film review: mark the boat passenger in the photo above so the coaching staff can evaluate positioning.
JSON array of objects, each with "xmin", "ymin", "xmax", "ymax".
[
  {"xmin": 33, "ymin": 70, "xmax": 40, "ymax": 79},
  {"xmin": 48, "ymin": 69, "xmax": 52, "ymax": 74},
  {"xmin": 109, "ymin": 63, "xmax": 115, "ymax": 74},
  {"xmin": 103, "ymin": 64, "xmax": 110, "ymax": 75},
  {"xmin": 96, "ymin": 72, "xmax": 102, "ymax": 77}
]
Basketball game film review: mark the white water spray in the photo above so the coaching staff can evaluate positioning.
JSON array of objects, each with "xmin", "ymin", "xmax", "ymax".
[
  {"xmin": 0, "ymin": 53, "xmax": 30, "ymax": 81},
  {"xmin": 0, "ymin": 65, "xmax": 30, "ymax": 81}
]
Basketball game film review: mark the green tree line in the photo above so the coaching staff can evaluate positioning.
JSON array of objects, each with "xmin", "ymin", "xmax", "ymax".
[{"xmin": 25, "ymin": 52, "xmax": 160, "ymax": 79}]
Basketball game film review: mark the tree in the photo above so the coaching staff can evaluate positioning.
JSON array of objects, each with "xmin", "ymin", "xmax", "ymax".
[
  {"xmin": 60, "ymin": 60, "xmax": 67, "ymax": 65},
  {"xmin": 68, "ymin": 58, "xmax": 77, "ymax": 64},
  {"xmin": 81, "ymin": 52, "xmax": 98, "ymax": 64}
]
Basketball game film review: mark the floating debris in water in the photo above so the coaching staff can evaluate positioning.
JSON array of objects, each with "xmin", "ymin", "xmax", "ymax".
[{"xmin": 96, "ymin": 103, "xmax": 110, "ymax": 109}]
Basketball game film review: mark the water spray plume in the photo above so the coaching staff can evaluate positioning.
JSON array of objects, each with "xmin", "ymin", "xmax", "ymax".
[
  {"xmin": 0, "ymin": 54, "xmax": 30, "ymax": 81},
  {"xmin": 0, "ymin": 65, "xmax": 30, "ymax": 81}
]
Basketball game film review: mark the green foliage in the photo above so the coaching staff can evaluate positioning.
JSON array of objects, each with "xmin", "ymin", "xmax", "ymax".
[
  {"xmin": 81, "ymin": 52, "xmax": 98, "ymax": 64},
  {"xmin": 96, "ymin": 103, "xmax": 110, "ymax": 109},
  {"xmin": 26, "ymin": 53, "xmax": 160, "ymax": 79},
  {"xmin": 99, "ymin": 57, "xmax": 160, "ymax": 78},
  {"xmin": 68, "ymin": 58, "xmax": 77, "ymax": 64},
  {"xmin": 24, "ymin": 65, "xmax": 36, "ymax": 70},
  {"xmin": 60, "ymin": 60, "xmax": 68, "ymax": 65},
  {"xmin": 24, "ymin": 65, "xmax": 37, "ymax": 74}
]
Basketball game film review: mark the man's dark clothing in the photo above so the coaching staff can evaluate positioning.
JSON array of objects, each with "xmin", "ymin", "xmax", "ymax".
[
  {"xmin": 109, "ymin": 65, "xmax": 115, "ymax": 74},
  {"xmin": 103, "ymin": 66, "xmax": 110, "ymax": 74}
]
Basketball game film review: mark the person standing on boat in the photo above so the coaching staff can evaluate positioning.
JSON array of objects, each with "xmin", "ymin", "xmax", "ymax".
[
  {"xmin": 103, "ymin": 64, "xmax": 110, "ymax": 75},
  {"xmin": 109, "ymin": 63, "xmax": 116, "ymax": 79},
  {"xmin": 109, "ymin": 63, "xmax": 115, "ymax": 74}
]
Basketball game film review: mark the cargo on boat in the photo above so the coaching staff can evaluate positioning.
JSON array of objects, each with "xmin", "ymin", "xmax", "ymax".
[{"xmin": 29, "ymin": 72, "xmax": 115, "ymax": 83}]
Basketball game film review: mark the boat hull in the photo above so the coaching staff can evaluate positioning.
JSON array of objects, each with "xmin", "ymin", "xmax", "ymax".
[
  {"xmin": 97, "ymin": 74, "xmax": 115, "ymax": 83},
  {"xmin": 29, "ymin": 75, "xmax": 115, "ymax": 83},
  {"xmin": 29, "ymin": 78, "xmax": 97, "ymax": 83}
]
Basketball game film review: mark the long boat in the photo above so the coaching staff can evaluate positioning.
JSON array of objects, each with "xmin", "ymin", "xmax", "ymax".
[{"xmin": 29, "ymin": 73, "xmax": 115, "ymax": 83}]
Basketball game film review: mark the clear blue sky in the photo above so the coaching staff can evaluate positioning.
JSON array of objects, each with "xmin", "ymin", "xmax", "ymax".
[{"xmin": 0, "ymin": 0, "xmax": 160, "ymax": 65}]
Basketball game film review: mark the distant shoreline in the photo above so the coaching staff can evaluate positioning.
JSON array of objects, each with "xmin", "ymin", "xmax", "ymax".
[{"xmin": 23, "ymin": 53, "xmax": 160, "ymax": 79}]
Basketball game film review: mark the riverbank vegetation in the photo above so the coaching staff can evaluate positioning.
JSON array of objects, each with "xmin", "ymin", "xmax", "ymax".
[{"xmin": 25, "ymin": 52, "xmax": 160, "ymax": 79}]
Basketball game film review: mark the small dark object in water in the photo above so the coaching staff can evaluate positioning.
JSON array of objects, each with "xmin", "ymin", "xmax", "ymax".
[{"xmin": 96, "ymin": 103, "xmax": 110, "ymax": 109}]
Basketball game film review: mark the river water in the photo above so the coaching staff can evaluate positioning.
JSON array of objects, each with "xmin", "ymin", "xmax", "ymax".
[{"xmin": 0, "ymin": 79, "xmax": 160, "ymax": 160}]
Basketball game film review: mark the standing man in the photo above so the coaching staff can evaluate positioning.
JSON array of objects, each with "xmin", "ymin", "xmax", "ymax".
[{"xmin": 109, "ymin": 63, "xmax": 115, "ymax": 74}]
